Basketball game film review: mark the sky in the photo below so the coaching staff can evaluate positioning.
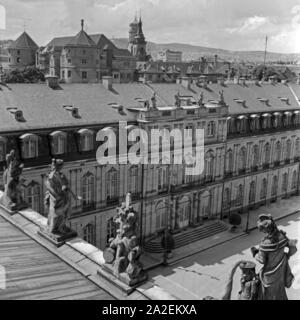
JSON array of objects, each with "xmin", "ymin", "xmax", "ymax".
[{"xmin": 0, "ymin": 0, "xmax": 300, "ymax": 53}]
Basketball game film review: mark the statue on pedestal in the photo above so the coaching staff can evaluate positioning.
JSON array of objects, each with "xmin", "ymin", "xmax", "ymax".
[
  {"xmin": 151, "ymin": 92, "xmax": 157, "ymax": 109},
  {"xmin": 103, "ymin": 193, "xmax": 147, "ymax": 285},
  {"xmin": 198, "ymin": 92, "xmax": 204, "ymax": 106},
  {"xmin": 44, "ymin": 159, "xmax": 79, "ymax": 238},
  {"xmin": 175, "ymin": 92, "xmax": 181, "ymax": 108},
  {"xmin": 0, "ymin": 150, "xmax": 27, "ymax": 212},
  {"xmin": 219, "ymin": 90, "xmax": 225, "ymax": 105},
  {"xmin": 251, "ymin": 214, "xmax": 297, "ymax": 300}
]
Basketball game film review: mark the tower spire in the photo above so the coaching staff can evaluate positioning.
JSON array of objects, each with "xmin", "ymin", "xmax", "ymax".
[{"xmin": 81, "ymin": 19, "xmax": 84, "ymax": 31}]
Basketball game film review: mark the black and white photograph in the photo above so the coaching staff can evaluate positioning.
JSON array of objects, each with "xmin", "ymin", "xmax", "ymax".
[{"xmin": 0, "ymin": 0, "xmax": 299, "ymax": 306}]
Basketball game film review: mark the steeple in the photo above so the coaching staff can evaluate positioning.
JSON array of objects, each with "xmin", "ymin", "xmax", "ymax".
[{"xmin": 81, "ymin": 19, "xmax": 84, "ymax": 31}]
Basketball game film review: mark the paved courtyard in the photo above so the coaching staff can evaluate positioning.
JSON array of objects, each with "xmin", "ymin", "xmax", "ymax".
[{"xmin": 147, "ymin": 211, "xmax": 300, "ymax": 300}]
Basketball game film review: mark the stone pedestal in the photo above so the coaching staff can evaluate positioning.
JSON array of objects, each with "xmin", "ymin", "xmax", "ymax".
[
  {"xmin": 0, "ymin": 201, "xmax": 28, "ymax": 215},
  {"xmin": 38, "ymin": 227, "xmax": 77, "ymax": 248},
  {"xmin": 97, "ymin": 263, "xmax": 148, "ymax": 294}
]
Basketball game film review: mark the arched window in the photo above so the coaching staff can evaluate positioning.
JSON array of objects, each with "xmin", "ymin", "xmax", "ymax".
[
  {"xmin": 271, "ymin": 176, "xmax": 278, "ymax": 196},
  {"xmin": 260, "ymin": 178, "xmax": 267, "ymax": 199},
  {"xmin": 225, "ymin": 149, "xmax": 233, "ymax": 173},
  {"xmin": 205, "ymin": 151, "xmax": 214, "ymax": 180},
  {"xmin": 0, "ymin": 137, "xmax": 7, "ymax": 162},
  {"xmin": 82, "ymin": 172, "xmax": 95, "ymax": 208},
  {"xmin": 238, "ymin": 147, "xmax": 247, "ymax": 172},
  {"xmin": 282, "ymin": 173, "xmax": 288, "ymax": 193},
  {"xmin": 23, "ymin": 182, "xmax": 41, "ymax": 212},
  {"xmin": 200, "ymin": 190, "xmax": 211, "ymax": 218},
  {"xmin": 285, "ymin": 139, "xmax": 292, "ymax": 161},
  {"xmin": 236, "ymin": 184, "xmax": 244, "ymax": 206},
  {"xmin": 207, "ymin": 121, "xmax": 216, "ymax": 137},
  {"xmin": 78, "ymin": 129, "xmax": 94, "ymax": 152},
  {"xmin": 51, "ymin": 131, "xmax": 67, "ymax": 155},
  {"xmin": 264, "ymin": 143, "xmax": 271, "ymax": 164},
  {"xmin": 178, "ymin": 196, "xmax": 191, "ymax": 228},
  {"xmin": 20, "ymin": 134, "xmax": 39, "ymax": 159},
  {"xmin": 83, "ymin": 224, "xmax": 95, "ymax": 245},
  {"xmin": 106, "ymin": 168, "xmax": 118, "ymax": 202},
  {"xmin": 106, "ymin": 218, "xmax": 117, "ymax": 244},
  {"xmin": 249, "ymin": 181, "xmax": 256, "ymax": 203},
  {"xmin": 223, "ymin": 188, "xmax": 231, "ymax": 209},
  {"xmin": 227, "ymin": 118, "xmax": 236, "ymax": 134},
  {"xmin": 295, "ymin": 138, "xmax": 300, "ymax": 159},
  {"xmin": 252, "ymin": 145, "xmax": 259, "ymax": 168},
  {"xmin": 155, "ymin": 202, "xmax": 167, "ymax": 231},
  {"xmin": 292, "ymin": 171, "xmax": 297, "ymax": 190},
  {"xmin": 128, "ymin": 166, "xmax": 139, "ymax": 195},
  {"xmin": 274, "ymin": 142, "xmax": 281, "ymax": 163}
]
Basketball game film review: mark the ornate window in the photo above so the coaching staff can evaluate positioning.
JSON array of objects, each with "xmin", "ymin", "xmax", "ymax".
[
  {"xmin": 285, "ymin": 139, "xmax": 292, "ymax": 160},
  {"xmin": 20, "ymin": 133, "xmax": 39, "ymax": 159},
  {"xmin": 205, "ymin": 151, "xmax": 214, "ymax": 180},
  {"xmin": 238, "ymin": 147, "xmax": 247, "ymax": 172},
  {"xmin": 295, "ymin": 138, "xmax": 300, "ymax": 159},
  {"xmin": 23, "ymin": 181, "xmax": 41, "ymax": 212},
  {"xmin": 105, "ymin": 168, "xmax": 118, "ymax": 202},
  {"xmin": 155, "ymin": 202, "xmax": 167, "ymax": 231},
  {"xmin": 274, "ymin": 142, "xmax": 281, "ymax": 163},
  {"xmin": 78, "ymin": 129, "xmax": 94, "ymax": 152},
  {"xmin": 237, "ymin": 116, "xmax": 248, "ymax": 133},
  {"xmin": 158, "ymin": 166, "xmax": 168, "ymax": 191},
  {"xmin": 264, "ymin": 143, "xmax": 271, "ymax": 164},
  {"xmin": 82, "ymin": 172, "xmax": 95, "ymax": 208},
  {"xmin": 223, "ymin": 188, "xmax": 231, "ymax": 209},
  {"xmin": 260, "ymin": 178, "xmax": 267, "ymax": 199},
  {"xmin": 207, "ymin": 121, "xmax": 216, "ymax": 137},
  {"xmin": 83, "ymin": 224, "xmax": 95, "ymax": 245},
  {"xmin": 236, "ymin": 184, "xmax": 244, "ymax": 207},
  {"xmin": 0, "ymin": 137, "xmax": 7, "ymax": 162},
  {"xmin": 249, "ymin": 181, "xmax": 256, "ymax": 203},
  {"xmin": 252, "ymin": 145, "xmax": 259, "ymax": 168},
  {"xmin": 271, "ymin": 176, "xmax": 278, "ymax": 196},
  {"xmin": 292, "ymin": 171, "xmax": 297, "ymax": 190},
  {"xmin": 282, "ymin": 173, "xmax": 288, "ymax": 193},
  {"xmin": 262, "ymin": 114, "xmax": 271, "ymax": 129},
  {"xmin": 51, "ymin": 131, "xmax": 67, "ymax": 155},
  {"xmin": 128, "ymin": 166, "xmax": 139, "ymax": 195},
  {"xmin": 225, "ymin": 149, "xmax": 233, "ymax": 173},
  {"xmin": 106, "ymin": 218, "xmax": 117, "ymax": 244},
  {"xmin": 227, "ymin": 118, "xmax": 236, "ymax": 134}
]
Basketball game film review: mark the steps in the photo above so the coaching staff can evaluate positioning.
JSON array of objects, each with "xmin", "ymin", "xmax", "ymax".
[{"xmin": 144, "ymin": 221, "xmax": 229, "ymax": 253}]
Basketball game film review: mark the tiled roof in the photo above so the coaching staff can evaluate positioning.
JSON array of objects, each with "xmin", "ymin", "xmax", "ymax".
[
  {"xmin": 149, "ymin": 82, "xmax": 300, "ymax": 115},
  {"xmin": 67, "ymin": 30, "xmax": 96, "ymax": 47},
  {"xmin": 8, "ymin": 32, "xmax": 39, "ymax": 50},
  {"xmin": 0, "ymin": 83, "xmax": 154, "ymax": 132},
  {"xmin": 0, "ymin": 82, "xmax": 299, "ymax": 133},
  {"xmin": 46, "ymin": 36, "xmax": 73, "ymax": 48}
]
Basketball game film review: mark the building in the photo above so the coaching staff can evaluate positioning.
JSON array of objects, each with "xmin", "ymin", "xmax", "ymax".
[
  {"xmin": 7, "ymin": 31, "xmax": 39, "ymax": 69},
  {"xmin": 1, "ymin": 76, "xmax": 300, "ymax": 250},
  {"xmin": 157, "ymin": 49, "xmax": 182, "ymax": 63},
  {"xmin": 36, "ymin": 20, "xmax": 136, "ymax": 83}
]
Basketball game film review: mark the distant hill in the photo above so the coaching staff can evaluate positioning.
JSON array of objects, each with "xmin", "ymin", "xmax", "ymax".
[{"xmin": 111, "ymin": 38, "xmax": 300, "ymax": 63}]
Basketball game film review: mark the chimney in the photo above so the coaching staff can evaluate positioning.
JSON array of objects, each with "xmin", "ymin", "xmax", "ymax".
[
  {"xmin": 269, "ymin": 76, "xmax": 276, "ymax": 85},
  {"xmin": 45, "ymin": 75, "xmax": 59, "ymax": 89},
  {"xmin": 240, "ymin": 77, "xmax": 246, "ymax": 86},
  {"xmin": 234, "ymin": 76, "xmax": 240, "ymax": 84},
  {"xmin": 102, "ymin": 76, "xmax": 113, "ymax": 90},
  {"xmin": 199, "ymin": 75, "xmax": 208, "ymax": 88},
  {"xmin": 181, "ymin": 76, "xmax": 191, "ymax": 90}
]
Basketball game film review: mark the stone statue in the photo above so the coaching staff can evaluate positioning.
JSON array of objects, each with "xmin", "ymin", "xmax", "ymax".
[
  {"xmin": 151, "ymin": 92, "xmax": 157, "ymax": 109},
  {"xmin": 175, "ymin": 92, "xmax": 181, "ymax": 108},
  {"xmin": 203, "ymin": 260, "xmax": 260, "ymax": 300},
  {"xmin": 44, "ymin": 159, "xmax": 80, "ymax": 235},
  {"xmin": 0, "ymin": 150, "xmax": 27, "ymax": 212},
  {"xmin": 219, "ymin": 90, "xmax": 225, "ymax": 104},
  {"xmin": 251, "ymin": 214, "xmax": 297, "ymax": 300},
  {"xmin": 198, "ymin": 92, "xmax": 204, "ymax": 106},
  {"xmin": 103, "ymin": 193, "xmax": 147, "ymax": 285}
]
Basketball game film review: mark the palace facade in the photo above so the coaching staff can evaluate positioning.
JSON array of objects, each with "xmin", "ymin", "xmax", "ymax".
[{"xmin": 0, "ymin": 76, "xmax": 300, "ymax": 249}]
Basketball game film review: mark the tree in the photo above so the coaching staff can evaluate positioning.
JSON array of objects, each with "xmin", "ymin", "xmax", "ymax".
[{"xmin": 5, "ymin": 66, "xmax": 45, "ymax": 83}]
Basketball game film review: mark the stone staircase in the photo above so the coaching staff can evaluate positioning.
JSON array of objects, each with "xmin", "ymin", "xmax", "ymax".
[{"xmin": 143, "ymin": 221, "xmax": 229, "ymax": 253}]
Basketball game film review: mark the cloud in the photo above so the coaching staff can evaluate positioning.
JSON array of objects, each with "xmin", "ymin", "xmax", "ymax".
[{"xmin": 0, "ymin": 0, "xmax": 300, "ymax": 53}]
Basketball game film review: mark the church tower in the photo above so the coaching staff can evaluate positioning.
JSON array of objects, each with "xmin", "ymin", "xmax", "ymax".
[{"xmin": 128, "ymin": 14, "xmax": 147, "ymax": 62}]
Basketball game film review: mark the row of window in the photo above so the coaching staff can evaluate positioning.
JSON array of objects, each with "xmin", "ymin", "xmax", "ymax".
[
  {"xmin": 228, "ymin": 111, "xmax": 300, "ymax": 135},
  {"xmin": 0, "ymin": 130, "xmax": 94, "ymax": 161},
  {"xmin": 223, "ymin": 171, "xmax": 298, "ymax": 209}
]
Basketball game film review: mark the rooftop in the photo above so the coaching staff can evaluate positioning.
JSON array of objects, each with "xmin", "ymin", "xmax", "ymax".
[
  {"xmin": 8, "ymin": 32, "xmax": 39, "ymax": 50},
  {"xmin": 0, "ymin": 82, "xmax": 299, "ymax": 133}
]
